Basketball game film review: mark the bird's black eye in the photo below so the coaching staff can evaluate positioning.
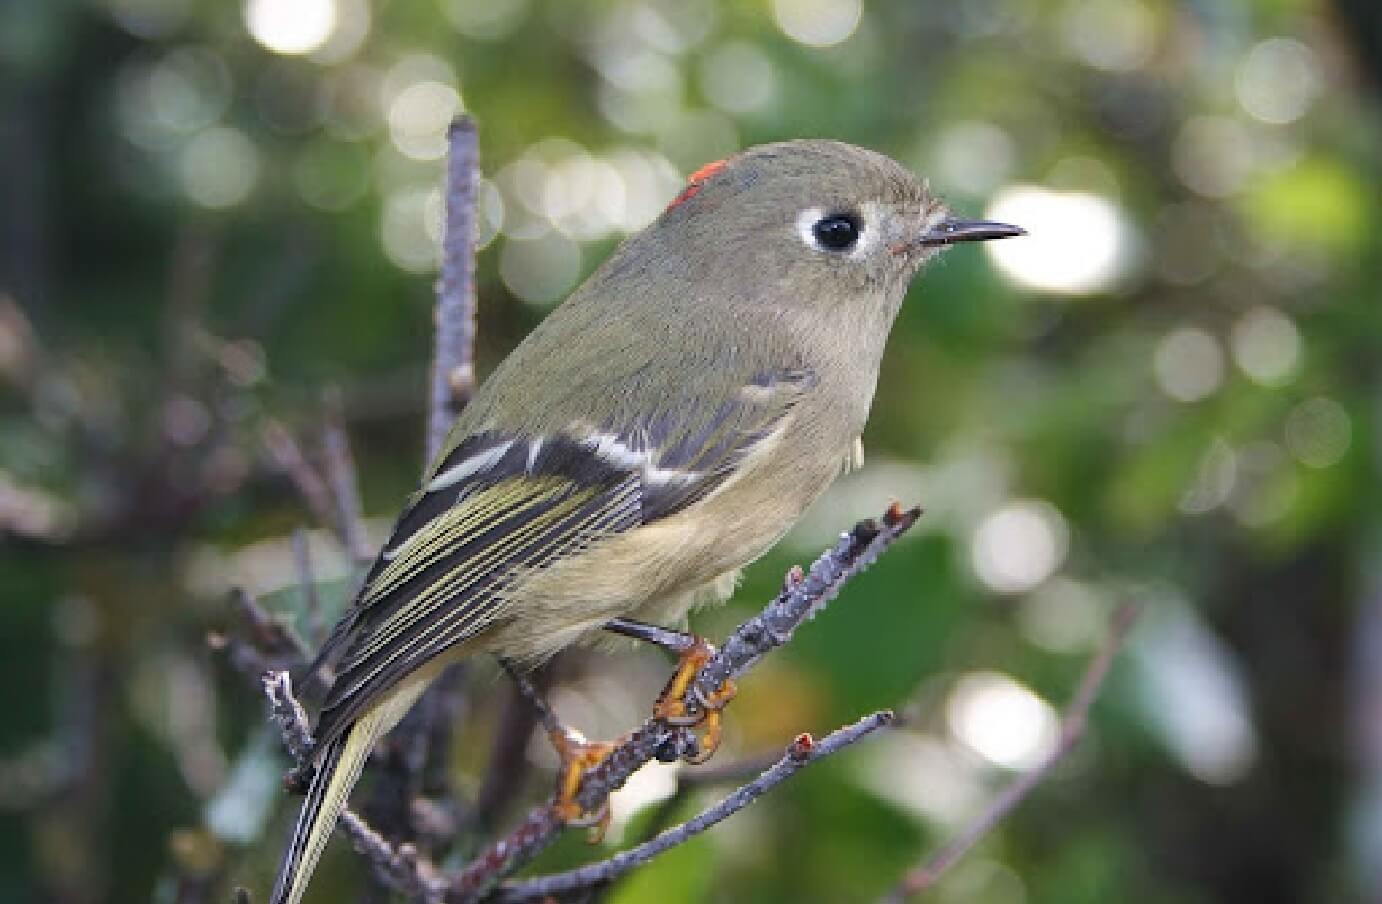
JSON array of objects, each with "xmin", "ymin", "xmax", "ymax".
[{"xmin": 812, "ymin": 213, "xmax": 862, "ymax": 251}]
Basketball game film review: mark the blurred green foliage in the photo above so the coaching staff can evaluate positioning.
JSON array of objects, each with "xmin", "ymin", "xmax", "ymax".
[{"xmin": 1, "ymin": 0, "xmax": 1379, "ymax": 902}]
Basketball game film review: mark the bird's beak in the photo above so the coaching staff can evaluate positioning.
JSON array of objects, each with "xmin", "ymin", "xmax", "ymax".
[{"xmin": 917, "ymin": 217, "xmax": 1026, "ymax": 247}]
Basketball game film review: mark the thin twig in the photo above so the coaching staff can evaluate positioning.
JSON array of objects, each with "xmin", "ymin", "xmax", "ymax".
[
  {"xmin": 446, "ymin": 503, "xmax": 922, "ymax": 902},
  {"xmin": 291, "ymin": 528, "xmax": 325, "ymax": 647},
  {"xmin": 428, "ymin": 115, "xmax": 480, "ymax": 466},
  {"xmin": 321, "ymin": 391, "xmax": 372, "ymax": 566},
  {"xmin": 495, "ymin": 712, "xmax": 896, "ymax": 902},
  {"xmin": 261, "ymin": 421, "xmax": 336, "ymax": 536},
  {"xmin": 688, "ymin": 502, "xmax": 920, "ymax": 708},
  {"xmin": 877, "ymin": 603, "xmax": 1139, "ymax": 903},
  {"xmin": 208, "ymin": 588, "xmax": 308, "ymax": 681},
  {"xmin": 340, "ymin": 811, "xmax": 447, "ymax": 904}
]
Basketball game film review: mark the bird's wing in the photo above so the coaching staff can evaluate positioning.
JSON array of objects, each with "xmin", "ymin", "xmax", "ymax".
[{"xmin": 308, "ymin": 367, "xmax": 816, "ymax": 746}]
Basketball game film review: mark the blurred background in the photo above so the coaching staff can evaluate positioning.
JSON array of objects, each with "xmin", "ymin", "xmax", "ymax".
[{"xmin": 1, "ymin": 0, "xmax": 1380, "ymax": 901}]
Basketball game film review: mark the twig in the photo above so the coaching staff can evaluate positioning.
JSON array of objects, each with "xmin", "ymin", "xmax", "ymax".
[
  {"xmin": 321, "ymin": 392, "xmax": 372, "ymax": 565},
  {"xmin": 877, "ymin": 603, "xmax": 1139, "ymax": 903},
  {"xmin": 446, "ymin": 503, "xmax": 922, "ymax": 902},
  {"xmin": 495, "ymin": 711, "xmax": 895, "ymax": 902},
  {"xmin": 291, "ymin": 528, "xmax": 325, "ymax": 647},
  {"xmin": 497, "ymin": 713, "xmax": 895, "ymax": 901},
  {"xmin": 208, "ymin": 588, "xmax": 309, "ymax": 681},
  {"xmin": 340, "ymin": 811, "xmax": 446, "ymax": 904},
  {"xmin": 688, "ymin": 502, "xmax": 920, "ymax": 709},
  {"xmin": 261, "ymin": 421, "xmax": 336, "ymax": 536},
  {"xmin": 428, "ymin": 115, "xmax": 480, "ymax": 465}
]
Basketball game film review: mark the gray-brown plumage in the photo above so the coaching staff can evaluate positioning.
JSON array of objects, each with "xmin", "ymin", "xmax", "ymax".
[{"xmin": 269, "ymin": 139, "xmax": 1022, "ymax": 904}]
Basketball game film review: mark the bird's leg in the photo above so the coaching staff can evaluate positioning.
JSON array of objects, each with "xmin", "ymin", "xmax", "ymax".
[
  {"xmin": 604, "ymin": 618, "xmax": 738, "ymax": 766},
  {"xmin": 499, "ymin": 659, "xmax": 612, "ymax": 842}
]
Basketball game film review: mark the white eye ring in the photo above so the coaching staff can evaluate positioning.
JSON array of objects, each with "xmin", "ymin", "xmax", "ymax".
[{"xmin": 796, "ymin": 205, "xmax": 877, "ymax": 259}]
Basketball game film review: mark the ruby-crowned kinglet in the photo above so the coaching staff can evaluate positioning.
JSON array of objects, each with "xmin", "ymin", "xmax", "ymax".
[{"xmin": 269, "ymin": 139, "xmax": 1022, "ymax": 904}]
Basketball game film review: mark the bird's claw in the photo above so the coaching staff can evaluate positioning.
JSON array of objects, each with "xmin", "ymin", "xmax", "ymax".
[
  {"xmin": 549, "ymin": 724, "xmax": 615, "ymax": 844},
  {"xmin": 652, "ymin": 636, "xmax": 737, "ymax": 765}
]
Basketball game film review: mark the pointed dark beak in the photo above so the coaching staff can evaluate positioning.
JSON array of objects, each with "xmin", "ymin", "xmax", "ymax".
[{"xmin": 917, "ymin": 217, "xmax": 1026, "ymax": 247}]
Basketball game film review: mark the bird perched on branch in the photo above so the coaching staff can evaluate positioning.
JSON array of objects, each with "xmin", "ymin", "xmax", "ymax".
[{"xmin": 269, "ymin": 139, "xmax": 1023, "ymax": 904}]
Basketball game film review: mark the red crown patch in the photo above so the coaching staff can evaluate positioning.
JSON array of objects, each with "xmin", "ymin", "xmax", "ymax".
[{"xmin": 666, "ymin": 157, "xmax": 731, "ymax": 210}]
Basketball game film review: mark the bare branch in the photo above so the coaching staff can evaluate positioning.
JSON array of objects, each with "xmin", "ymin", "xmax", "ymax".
[
  {"xmin": 495, "ymin": 711, "xmax": 895, "ymax": 902},
  {"xmin": 291, "ymin": 528, "xmax": 325, "ymax": 647},
  {"xmin": 207, "ymin": 588, "xmax": 309, "ymax": 682},
  {"xmin": 877, "ymin": 604, "xmax": 1139, "ymax": 903},
  {"xmin": 428, "ymin": 116, "xmax": 480, "ymax": 466},
  {"xmin": 321, "ymin": 392, "xmax": 372, "ymax": 565},
  {"xmin": 445, "ymin": 503, "xmax": 922, "ymax": 902},
  {"xmin": 339, "ymin": 811, "xmax": 446, "ymax": 904},
  {"xmin": 261, "ymin": 421, "xmax": 336, "ymax": 536},
  {"xmin": 689, "ymin": 502, "xmax": 921, "ymax": 709}
]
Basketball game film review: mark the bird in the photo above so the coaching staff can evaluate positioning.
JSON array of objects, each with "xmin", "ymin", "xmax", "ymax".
[{"xmin": 268, "ymin": 138, "xmax": 1023, "ymax": 904}]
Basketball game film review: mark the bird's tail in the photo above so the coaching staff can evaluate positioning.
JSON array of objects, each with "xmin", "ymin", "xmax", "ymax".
[{"xmin": 268, "ymin": 678, "xmax": 431, "ymax": 904}]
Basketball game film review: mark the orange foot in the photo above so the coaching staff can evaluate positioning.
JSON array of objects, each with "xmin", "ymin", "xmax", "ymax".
[
  {"xmin": 652, "ymin": 637, "xmax": 738, "ymax": 765},
  {"xmin": 548, "ymin": 722, "xmax": 615, "ymax": 843}
]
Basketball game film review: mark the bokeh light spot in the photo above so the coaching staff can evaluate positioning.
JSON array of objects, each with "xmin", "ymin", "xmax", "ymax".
[
  {"xmin": 1179, "ymin": 438, "xmax": 1237, "ymax": 515},
  {"xmin": 380, "ymin": 186, "xmax": 441, "ymax": 273},
  {"xmin": 771, "ymin": 0, "xmax": 862, "ymax": 47},
  {"xmin": 985, "ymin": 185, "xmax": 1134, "ymax": 295},
  {"xmin": 441, "ymin": 0, "xmax": 530, "ymax": 40},
  {"xmin": 947, "ymin": 672, "xmax": 1059, "ymax": 770},
  {"xmin": 179, "ymin": 126, "xmax": 259, "ymax": 208},
  {"xmin": 1284, "ymin": 397, "xmax": 1351, "ymax": 469},
  {"xmin": 1061, "ymin": 0, "xmax": 1155, "ymax": 72},
  {"xmin": 1236, "ymin": 38, "xmax": 1320, "ymax": 126},
  {"xmin": 387, "ymin": 79, "xmax": 462, "ymax": 161},
  {"xmin": 244, "ymin": 0, "xmax": 336, "ymax": 56},
  {"xmin": 1230, "ymin": 306, "xmax": 1301, "ymax": 386},
  {"xmin": 500, "ymin": 232, "xmax": 583, "ymax": 306},
  {"xmin": 1133, "ymin": 601, "xmax": 1257, "ymax": 784},
  {"xmin": 1153, "ymin": 327, "xmax": 1223, "ymax": 403},
  {"xmin": 1172, "ymin": 116, "xmax": 1255, "ymax": 198},
  {"xmin": 699, "ymin": 41, "xmax": 777, "ymax": 115},
  {"xmin": 971, "ymin": 500, "xmax": 1068, "ymax": 594}
]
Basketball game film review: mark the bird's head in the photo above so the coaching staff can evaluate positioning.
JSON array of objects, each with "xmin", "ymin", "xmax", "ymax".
[{"xmin": 644, "ymin": 139, "xmax": 1024, "ymax": 307}]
